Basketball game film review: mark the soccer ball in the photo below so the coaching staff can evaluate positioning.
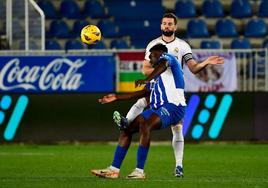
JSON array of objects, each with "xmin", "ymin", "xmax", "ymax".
[{"xmin": 80, "ymin": 25, "xmax": 101, "ymax": 45}]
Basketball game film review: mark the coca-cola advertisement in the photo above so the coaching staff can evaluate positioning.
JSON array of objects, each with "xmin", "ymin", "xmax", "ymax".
[{"xmin": 0, "ymin": 55, "xmax": 116, "ymax": 93}]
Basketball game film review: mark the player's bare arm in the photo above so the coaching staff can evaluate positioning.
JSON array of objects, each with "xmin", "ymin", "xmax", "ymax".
[
  {"xmin": 187, "ymin": 56, "xmax": 224, "ymax": 74},
  {"xmin": 98, "ymin": 89, "xmax": 150, "ymax": 104},
  {"xmin": 136, "ymin": 60, "xmax": 168, "ymax": 87}
]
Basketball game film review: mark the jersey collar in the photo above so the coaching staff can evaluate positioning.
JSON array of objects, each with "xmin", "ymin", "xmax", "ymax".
[{"xmin": 161, "ymin": 36, "xmax": 176, "ymax": 44}]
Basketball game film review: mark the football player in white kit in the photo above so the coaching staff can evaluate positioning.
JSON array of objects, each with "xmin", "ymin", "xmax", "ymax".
[{"xmin": 113, "ymin": 13, "xmax": 224, "ymax": 177}]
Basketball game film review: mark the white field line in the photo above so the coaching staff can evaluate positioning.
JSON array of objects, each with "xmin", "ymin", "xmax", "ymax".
[{"xmin": 0, "ymin": 152, "xmax": 55, "ymax": 156}]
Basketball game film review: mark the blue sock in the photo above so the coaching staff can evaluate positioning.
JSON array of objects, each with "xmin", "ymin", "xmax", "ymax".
[
  {"xmin": 111, "ymin": 145, "xmax": 128, "ymax": 169},
  {"xmin": 137, "ymin": 145, "xmax": 149, "ymax": 169}
]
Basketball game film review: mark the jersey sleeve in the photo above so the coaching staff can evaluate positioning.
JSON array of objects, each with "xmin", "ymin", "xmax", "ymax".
[
  {"xmin": 181, "ymin": 41, "xmax": 194, "ymax": 63},
  {"xmin": 159, "ymin": 54, "xmax": 173, "ymax": 67}
]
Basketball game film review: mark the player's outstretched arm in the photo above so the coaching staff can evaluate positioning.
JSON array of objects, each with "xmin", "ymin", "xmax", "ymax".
[
  {"xmin": 135, "ymin": 61, "xmax": 167, "ymax": 87},
  {"xmin": 98, "ymin": 89, "xmax": 150, "ymax": 104},
  {"xmin": 187, "ymin": 56, "xmax": 224, "ymax": 74},
  {"xmin": 98, "ymin": 94, "xmax": 117, "ymax": 104}
]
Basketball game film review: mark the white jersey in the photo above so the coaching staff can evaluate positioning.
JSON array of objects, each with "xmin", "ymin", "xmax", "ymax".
[{"xmin": 144, "ymin": 37, "xmax": 192, "ymax": 67}]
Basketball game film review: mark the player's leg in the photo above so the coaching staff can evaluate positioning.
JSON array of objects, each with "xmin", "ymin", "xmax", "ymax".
[
  {"xmin": 91, "ymin": 118, "xmax": 140, "ymax": 178},
  {"xmin": 171, "ymin": 122, "xmax": 184, "ymax": 177},
  {"xmin": 127, "ymin": 113, "xmax": 162, "ymax": 179},
  {"xmin": 110, "ymin": 116, "xmax": 142, "ymax": 171},
  {"xmin": 113, "ymin": 97, "xmax": 148, "ymax": 130},
  {"xmin": 126, "ymin": 97, "xmax": 148, "ymax": 122}
]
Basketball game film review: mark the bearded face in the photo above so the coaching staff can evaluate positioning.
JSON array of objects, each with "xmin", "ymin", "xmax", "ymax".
[
  {"xmin": 161, "ymin": 17, "xmax": 177, "ymax": 37},
  {"xmin": 162, "ymin": 30, "xmax": 174, "ymax": 37}
]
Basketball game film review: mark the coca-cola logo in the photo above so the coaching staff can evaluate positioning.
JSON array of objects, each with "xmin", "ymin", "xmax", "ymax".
[{"xmin": 0, "ymin": 58, "xmax": 86, "ymax": 91}]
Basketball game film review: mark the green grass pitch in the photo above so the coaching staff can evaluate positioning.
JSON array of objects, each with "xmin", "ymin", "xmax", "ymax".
[{"xmin": 0, "ymin": 143, "xmax": 268, "ymax": 188}]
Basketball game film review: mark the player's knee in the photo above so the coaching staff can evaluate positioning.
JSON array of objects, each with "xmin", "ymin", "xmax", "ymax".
[
  {"xmin": 139, "ymin": 122, "xmax": 150, "ymax": 135},
  {"xmin": 136, "ymin": 115, "xmax": 145, "ymax": 125},
  {"xmin": 139, "ymin": 126, "xmax": 150, "ymax": 137},
  {"xmin": 119, "ymin": 131, "xmax": 130, "ymax": 139},
  {"xmin": 171, "ymin": 123, "xmax": 184, "ymax": 142}
]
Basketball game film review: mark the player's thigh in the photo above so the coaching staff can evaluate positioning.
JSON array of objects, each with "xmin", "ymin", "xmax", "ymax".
[
  {"xmin": 127, "ymin": 112, "xmax": 162, "ymax": 133},
  {"xmin": 125, "ymin": 115, "xmax": 142, "ymax": 134},
  {"xmin": 137, "ymin": 108, "xmax": 162, "ymax": 132},
  {"xmin": 143, "ymin": 113, "xmax": 162, "ymax": 131}
]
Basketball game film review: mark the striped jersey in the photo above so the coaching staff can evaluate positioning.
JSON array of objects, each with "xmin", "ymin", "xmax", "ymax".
[
  {"xmin": 145, "ymin": 37, "xmax": 193, "ymax": 67},
  {"xmin": 146, "ymin": 53, "xmax": 186, "ymax": 109}
]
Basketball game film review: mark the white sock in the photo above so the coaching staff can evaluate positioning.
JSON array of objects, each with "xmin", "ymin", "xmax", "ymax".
[
  {"xmin": 135, "ymin": 168, "xmax": 144, "ymax": 173},
  {"xmin": 171, "ymin": 123, "xmax": 184, "ymax": 167},
  {"xmin": 126, "ymin": 98, "xmax": 147, "ymax": 123},
  {"xmin": 110, "ymin": 165, "xmax": 120, "ymax": 172}
]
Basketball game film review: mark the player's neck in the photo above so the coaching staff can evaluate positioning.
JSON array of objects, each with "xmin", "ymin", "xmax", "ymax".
[{"xmin": 161, "ymin": 35, "xmax": 176, "ymax": 43}]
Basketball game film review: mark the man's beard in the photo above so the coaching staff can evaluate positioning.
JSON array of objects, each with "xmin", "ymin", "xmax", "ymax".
[{"xmin": 162, "ymin": 30, "xmax": 174, "ymax": 37}]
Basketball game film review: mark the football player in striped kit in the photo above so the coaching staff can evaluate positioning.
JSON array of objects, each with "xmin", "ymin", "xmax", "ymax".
[
  {"xmin": 113, "ymin": 13, "xmax": 224, "ymax": 177},
  {"xmin": 92, "ymin": 44, "xmax": 186, "ymax": 179}
]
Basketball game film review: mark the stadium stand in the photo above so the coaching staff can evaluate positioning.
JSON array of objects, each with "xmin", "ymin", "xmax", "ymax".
[
  {"xmin": 200, "ymin": 40, "xmax": 221, "ymax": 49},
  {"xmin": 231, "ymin": 38, "xmax": 251, "ymax": 49},
  {"xmin": 230, "ymin": 0, "xmax": 252, "ymax": 18},
  {"xmin": 72, "ymin": 20, "xmax": 90, "ymax": 37},
  {"xmin": 88, "ymin": 40, "xmax": 107, "ymax": 49},
  {"xmin": 13, "ymin": 0, "xmax": 26, "ymax": 18},
  {"xmin": 175, "ymin": 0, "xmax": 196, "ymax": 18},
  {"xmin": 45, "ymin": 39, "xmax": 62, "ymax": 50},
  {"xmin": 244, "ymin": 18, "xmax": 267, "ymax": 37},
  {"xmin": 30, "ymin": 0, "xmax": 268, "ymax": 49},
  {"xmin": 263, "ymin": 39, "xmax": 268, "ymax": 48},
  {"xmin": 0, "ymin": 21, "xmax": 5, "ymax": 35},
  {"xmin": 47, "ymin": 20, "xmax": 72, "ymax": 38},
  {"xmin": 0, "ymin": 0, "xmax": 5, "ymax": 19},
  {"xmin": 202, "ymin": 0, "xmax": 224, "ymax": 18},
  {"xmin": 83, "ymin": 0, "xmax": 108, "ymax": 18},
  {"xmin": 31, "ymin": 19, "xmax": 43, "ymax": 38},
  {"xmin": 97, "ymin": 19, "xmax": 121, "ymax": 38},
  {"xmin": 12, "ymin": 19, "xmax": 25, "ymax": 39},
  {"xmin": 258, "ymin": 0, "xmax": 268, "ymax": 17},
  {"xmin": 187, "ymin": 19, "xmax": 210, "ymax": 38},
  {"xmin": 110, "ymin": 39, "xmax": 129, "ymax": 49},
  {"xmin": 19, "ymin": 39, "xmax": 39, "ymax": 50},
  {"xmin": 105, "ymin": 0, "xmax": 164, "ymax": 20},
  {"xmin": 215, "ymin": 19, "xmax": 238, "ymax": 38},
  {"xmin": 60, "ymin": 0, "xmax": 81, "ymax": 19},
  {"xmin": 65, "ymin": 39, "xmax": 84, "ymax": 50},
  {"xmin": 37, "ymin": 0, "xmax": 59, "ymax": 19}
]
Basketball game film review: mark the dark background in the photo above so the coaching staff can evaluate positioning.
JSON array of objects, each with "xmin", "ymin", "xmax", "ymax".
[{"xmin": 0, "ymin": 93, "xmax": 267, "ymax": 143}]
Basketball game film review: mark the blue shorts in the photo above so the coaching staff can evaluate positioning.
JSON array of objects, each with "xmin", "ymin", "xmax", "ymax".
[{"xmin": 140, "ymin": 103, "xmax": 185, "ymax": 129}]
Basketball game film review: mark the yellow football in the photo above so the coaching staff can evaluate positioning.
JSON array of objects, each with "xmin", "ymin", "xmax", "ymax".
[{"xmin": 81, "ymin": 25, "xmax": 101, "ymax": 45}]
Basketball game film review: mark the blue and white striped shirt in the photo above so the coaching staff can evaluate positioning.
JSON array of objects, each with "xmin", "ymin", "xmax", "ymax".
[{"xmin": 146, "ymin": 53, "xmax": 186, "ymax": 109}]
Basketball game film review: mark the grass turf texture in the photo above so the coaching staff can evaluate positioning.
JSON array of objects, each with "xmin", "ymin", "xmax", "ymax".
[{"xmin": 0, "ymin": 143, "xmax": 268, "ymax": 188}]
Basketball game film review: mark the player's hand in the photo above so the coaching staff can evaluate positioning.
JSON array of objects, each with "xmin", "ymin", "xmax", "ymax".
[
  {"xmin": 205, "ymin": 56, "xmax": 224, "ymax": 65},
  {"xmin": 135, "ymin": 80, "xmax": 148, "ymax": 88},
  {"xmin": 98, "ymin": 94, "xmax": 117, "ymax": 104}
]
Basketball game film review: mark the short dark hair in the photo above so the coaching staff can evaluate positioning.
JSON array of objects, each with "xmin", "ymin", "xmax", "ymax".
[
  {"xmin": 162, "ymin": 13, "xmax": 177, "ymax": 25},
  {"xmin": 149, "ymin": 43, "xmax": 168, "ymax": 53}
]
